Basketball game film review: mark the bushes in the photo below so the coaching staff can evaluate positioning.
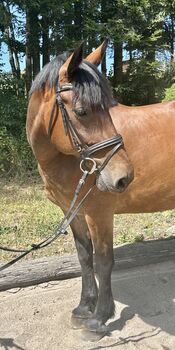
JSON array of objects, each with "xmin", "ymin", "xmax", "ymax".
[
  {"xmin": 163, "ymin": 83, "xmax": 175, "ymax": 102},
  {"xmin": 0, "ymin": 74, "xmax": 37, "ymax": 178},
  {"xmin": 0, "ymin": 127, "xmax": 37, "ymax": 177},
  {"xmin": 0, "ymin": 74, "xmax": 26, "ymax": 137},
  {"xmin": 112, "ymin": 59, "xmax": 165, "ymax": 105}
]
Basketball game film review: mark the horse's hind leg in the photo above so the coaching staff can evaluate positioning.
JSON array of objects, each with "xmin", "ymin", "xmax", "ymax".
[{"xmin": 70, "ymin": 214, "xmax": 98, "ymax": 327}]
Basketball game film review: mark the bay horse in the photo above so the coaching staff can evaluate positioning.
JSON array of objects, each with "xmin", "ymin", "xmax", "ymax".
[
  {"xmin": 67, "ymin": 98, "xmax": 175, "ymax": 341},
  {"xmin": 26, "ymin": 41, "xmax": 134, "ymax": 341}
]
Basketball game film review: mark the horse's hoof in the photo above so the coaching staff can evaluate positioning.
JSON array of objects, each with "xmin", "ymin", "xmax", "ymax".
[
  {"xmin": 81, "ymin": 326, "xmax": 108, "ymax": 342},
  {"xmin": 80, "ymin": 319, "xmax": 109, "ymax": 342},
  {"xmin": 71, "ymin": 315, "xmax": 87, "ymax": 329}
]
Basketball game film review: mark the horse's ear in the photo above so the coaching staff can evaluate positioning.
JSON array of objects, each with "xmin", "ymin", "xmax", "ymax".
[
  {"xmin": 67, "ymin": 42, "xmax": 84, "ymax": 79},
  {"xmin": 59, "ymin": 43, "xmax": 84, "ymax": 83},
  {"xmin": 85, "ymin": 38, "xmax": 109, "ymax": 66}
]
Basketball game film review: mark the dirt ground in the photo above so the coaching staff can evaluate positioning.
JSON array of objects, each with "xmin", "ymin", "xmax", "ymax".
[{"xmin": 0, "ymin": 260, "xmax": 175, "ymax": 350}]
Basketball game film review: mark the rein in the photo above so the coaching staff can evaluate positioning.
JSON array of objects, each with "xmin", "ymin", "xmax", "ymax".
[
  {"xmin": 0, "ymin": 83, "xmax": 123, "ymax": 272},
  {"xmin": 0, "ymin": 169, "xmax": 95, "ymax": 272}
]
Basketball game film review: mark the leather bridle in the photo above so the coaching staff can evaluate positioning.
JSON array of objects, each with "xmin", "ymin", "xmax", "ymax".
[{"xmin": 48, "ymin": 82, "xmax": 124, "ymax": 175}]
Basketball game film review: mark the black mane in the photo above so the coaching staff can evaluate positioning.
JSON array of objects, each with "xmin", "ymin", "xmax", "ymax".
[
  {"xmin": 29, "ymin": 52, "xmax": 116, "ymax": 111},
  {"xmin": 29, "ymin": 52, "xmax": 70, "ymax": 97}
]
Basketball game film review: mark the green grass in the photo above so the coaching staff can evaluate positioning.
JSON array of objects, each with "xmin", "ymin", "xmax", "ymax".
[
  {"xmin": 113, "ymin": 210, "xmax": 175, "ymax": 245},
  {"xmin": 0, "ymin": 179, "xmax": 75, "ymax": 261},
  {"xmin": 1, "ymin": 178, "xmax": 175, "ymax": 261}
]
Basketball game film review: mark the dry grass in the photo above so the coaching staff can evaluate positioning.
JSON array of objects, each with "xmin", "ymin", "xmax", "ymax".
[
  {"xmin": 1, "ymin": 178, "xmax": 175, "ymax": 261},
  {"xmin": 0, "ymin": 179, "xmax": 75, "ymax": 261}
]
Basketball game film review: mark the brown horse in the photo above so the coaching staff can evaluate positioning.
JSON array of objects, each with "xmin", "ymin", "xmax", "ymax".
[
  {"xmin": 73, "ymin": 99, "xmax": 175, "ymax": 340},
  {"xmin": 26, "ymin": 42, "xmax": 134, "ymax": 341}
]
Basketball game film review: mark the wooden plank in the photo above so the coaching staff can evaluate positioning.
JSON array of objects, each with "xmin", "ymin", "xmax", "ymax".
[
  {"xmin": 0, "ymin": 254, "xmax": 81, "ymax": 291},
  {"xmin": 0, "ymin": 238, "xmax": 175, "ymax": 292}
]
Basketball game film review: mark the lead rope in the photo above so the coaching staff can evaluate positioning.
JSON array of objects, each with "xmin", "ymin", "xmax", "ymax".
[{"xmin": 0, "ymin": 168, "xmax": 96, "ymax": 272}]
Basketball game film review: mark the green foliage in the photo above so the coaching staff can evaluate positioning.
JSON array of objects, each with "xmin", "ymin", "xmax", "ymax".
[
  {"xmin": 0, "ymin": 127, "xmax": 37, "ymax": 177},
  {"xmin": 83, "ymin": 0, "xmax": 174, "ymax": 104},
  {"xmin": 0, "ymin": 73, "xmax": 37, "ymax": 177},
  {"xmin": 113, "ymin": 59, "xmax": 165, "ymax": 105},
  {"xmin": 163, "ymin": 83, "xmax": 175, "ymax": 101},
  {"xmin": 1, "ymin": 0, "xmax": 175, "ymax": 177},
  {"xmin": 0, "ymin": 74, "xmax": 26, "ymax": 135}
]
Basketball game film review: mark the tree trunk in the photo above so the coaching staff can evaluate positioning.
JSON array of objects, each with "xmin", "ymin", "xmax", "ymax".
[
  {"xmin": 14, "ymin": 50, "xmax": 20, "ymax": 79},
  {"xmin": 101, "ymin": 51, "xmax": 107, "ymax": 76},
  {"xmin": 6, "ymin": 1, "xmax": 20, "ymax": 79},
  {"xmin": 29, "ymin": 8, "xmax": 40, "ymax": 78},
  {"xmin": 146, "ymin": 50, "xmax": 156, "ymax": 104},
  {"xmin": 25, "ymin": 47, "xmax": 32, "ymax": 95},
  {"xmin": 42, "ymin": 16, "xmax": 50, "ymax": 67},
  {"xmin": 2, "ymin": 1, "xmax": 21, "ymax": 79},
  {"xmin": 114, "ymin": 41, "xmax": 123, "ymax": 84},
  {"xmin": 170, "ymin": 14, "xmax": 174, "ymax": 62},
  {"xmin": 4, "ymin": 27, "xmax": 16, "ymax": 76},
  {"xmin": 74, "ymin": 1, "xmax": 83, "ymax": 41},
  {"xmin": 100, "ymin": 0, "xmax": 107, "ymax": 76},
  {"xmin": 64, "ymin": 2, "xmax": 74, "ymax": 46},
  {"xmin": 25, "ymin": 8, "xmax": 32, "ymax": 95},
  {"xmin": 25, "ymin": 6, "xmax": 40, "ymax": 93}
]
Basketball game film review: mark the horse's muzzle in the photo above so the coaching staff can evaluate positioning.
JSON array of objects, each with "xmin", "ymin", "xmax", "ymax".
[{"xmin": 96, "ymin": 167, "xmax": 134, "ymax": 193}]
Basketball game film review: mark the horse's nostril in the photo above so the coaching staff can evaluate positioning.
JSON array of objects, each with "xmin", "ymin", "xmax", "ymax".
[
  {"xmin": 116, "ymin": 177, "xmax": 127, "ymax": 191},
  {"xmin": 116, "ymin": 169, "xmax": 134, "ymax": 192}
]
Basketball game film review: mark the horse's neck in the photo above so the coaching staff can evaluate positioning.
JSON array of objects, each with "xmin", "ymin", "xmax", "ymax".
[
  {"xmin": 27, "ymin": 91, "xmax": 59, "ymax": 164},
  {"xmin": 111, "ymin": 102, "xmax": 175, "ymax": 141}
]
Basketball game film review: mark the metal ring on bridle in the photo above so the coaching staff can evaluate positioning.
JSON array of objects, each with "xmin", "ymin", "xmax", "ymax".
[{"xmin": 80, "ymin": 158, "xmax": 97, "ymax": 174}]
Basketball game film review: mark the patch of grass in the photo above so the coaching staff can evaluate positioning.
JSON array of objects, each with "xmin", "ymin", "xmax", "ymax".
[
  {"xmin": 1, "ymin": 179, "xmax": 175, "ymax": 261},
  {"xmin": 0, "ymin": 179, "xmax": 75, "ymax": 261},
  {"xmin": 113, "ymin": 211, "xmax": 175, "ymax": 246}
]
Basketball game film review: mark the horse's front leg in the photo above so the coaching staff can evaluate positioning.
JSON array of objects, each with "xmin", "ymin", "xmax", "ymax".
[
  {"xmin": 82, "ymin": 211, "xmax": 115, "ymax": 340},
  {"xmin": 70, "ymin": 214, "xmax": 98, "ymax": 327}
]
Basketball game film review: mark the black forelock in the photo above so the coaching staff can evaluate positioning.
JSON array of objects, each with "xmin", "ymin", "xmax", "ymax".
[
  {"xmin": 72, "ymin": 60, "xmax": 113, "ymax": 111},
  {"xmin": 29, "ymin": 54, "xmax": 114, "ymax": 110}
]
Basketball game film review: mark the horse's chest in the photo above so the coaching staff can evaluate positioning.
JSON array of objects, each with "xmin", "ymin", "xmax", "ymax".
[{"xmin": 38, "ymin": 162, "xmax": 78, "ymax": 209}]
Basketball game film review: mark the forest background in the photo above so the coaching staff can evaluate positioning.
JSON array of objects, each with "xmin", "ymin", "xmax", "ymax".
[{"xmin": 1, "ymin": 0, "xmax": 175, "ymax": 176}]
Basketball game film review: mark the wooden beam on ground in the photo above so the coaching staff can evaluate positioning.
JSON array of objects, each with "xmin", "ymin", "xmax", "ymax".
[{"xmin": 0, "ymin": 238, "xmax": 175, "ymax": 292}]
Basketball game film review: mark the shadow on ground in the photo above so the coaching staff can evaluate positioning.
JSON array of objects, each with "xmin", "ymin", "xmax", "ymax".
[{"xmin": 0, "ymin": 338, "xmax": 26, "ymax": 350}]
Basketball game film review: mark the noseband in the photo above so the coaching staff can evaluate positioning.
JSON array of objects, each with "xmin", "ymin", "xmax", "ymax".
[{"xmin": 48, "ymin": 83, "xmax": 124, "ymax": 174}]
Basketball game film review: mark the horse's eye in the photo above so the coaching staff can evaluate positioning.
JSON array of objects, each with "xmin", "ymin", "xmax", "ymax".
[{"xmin": 73, "ymin": 108, "xmax": 87, "ymax": 118}]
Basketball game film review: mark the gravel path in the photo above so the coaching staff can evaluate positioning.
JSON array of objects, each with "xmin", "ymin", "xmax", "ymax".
[{"xmin": 1, "ymin": 260, "xmax": 175, "ymax": 349}]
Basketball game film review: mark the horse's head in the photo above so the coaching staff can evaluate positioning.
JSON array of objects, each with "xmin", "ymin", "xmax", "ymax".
[
  {"xmin": 28, "ymin": 41, "xmax": 133, "ymax": 193},
  {"xmin": 50, "ymin": 41, "xmax": 133, "ymax": 193}
]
